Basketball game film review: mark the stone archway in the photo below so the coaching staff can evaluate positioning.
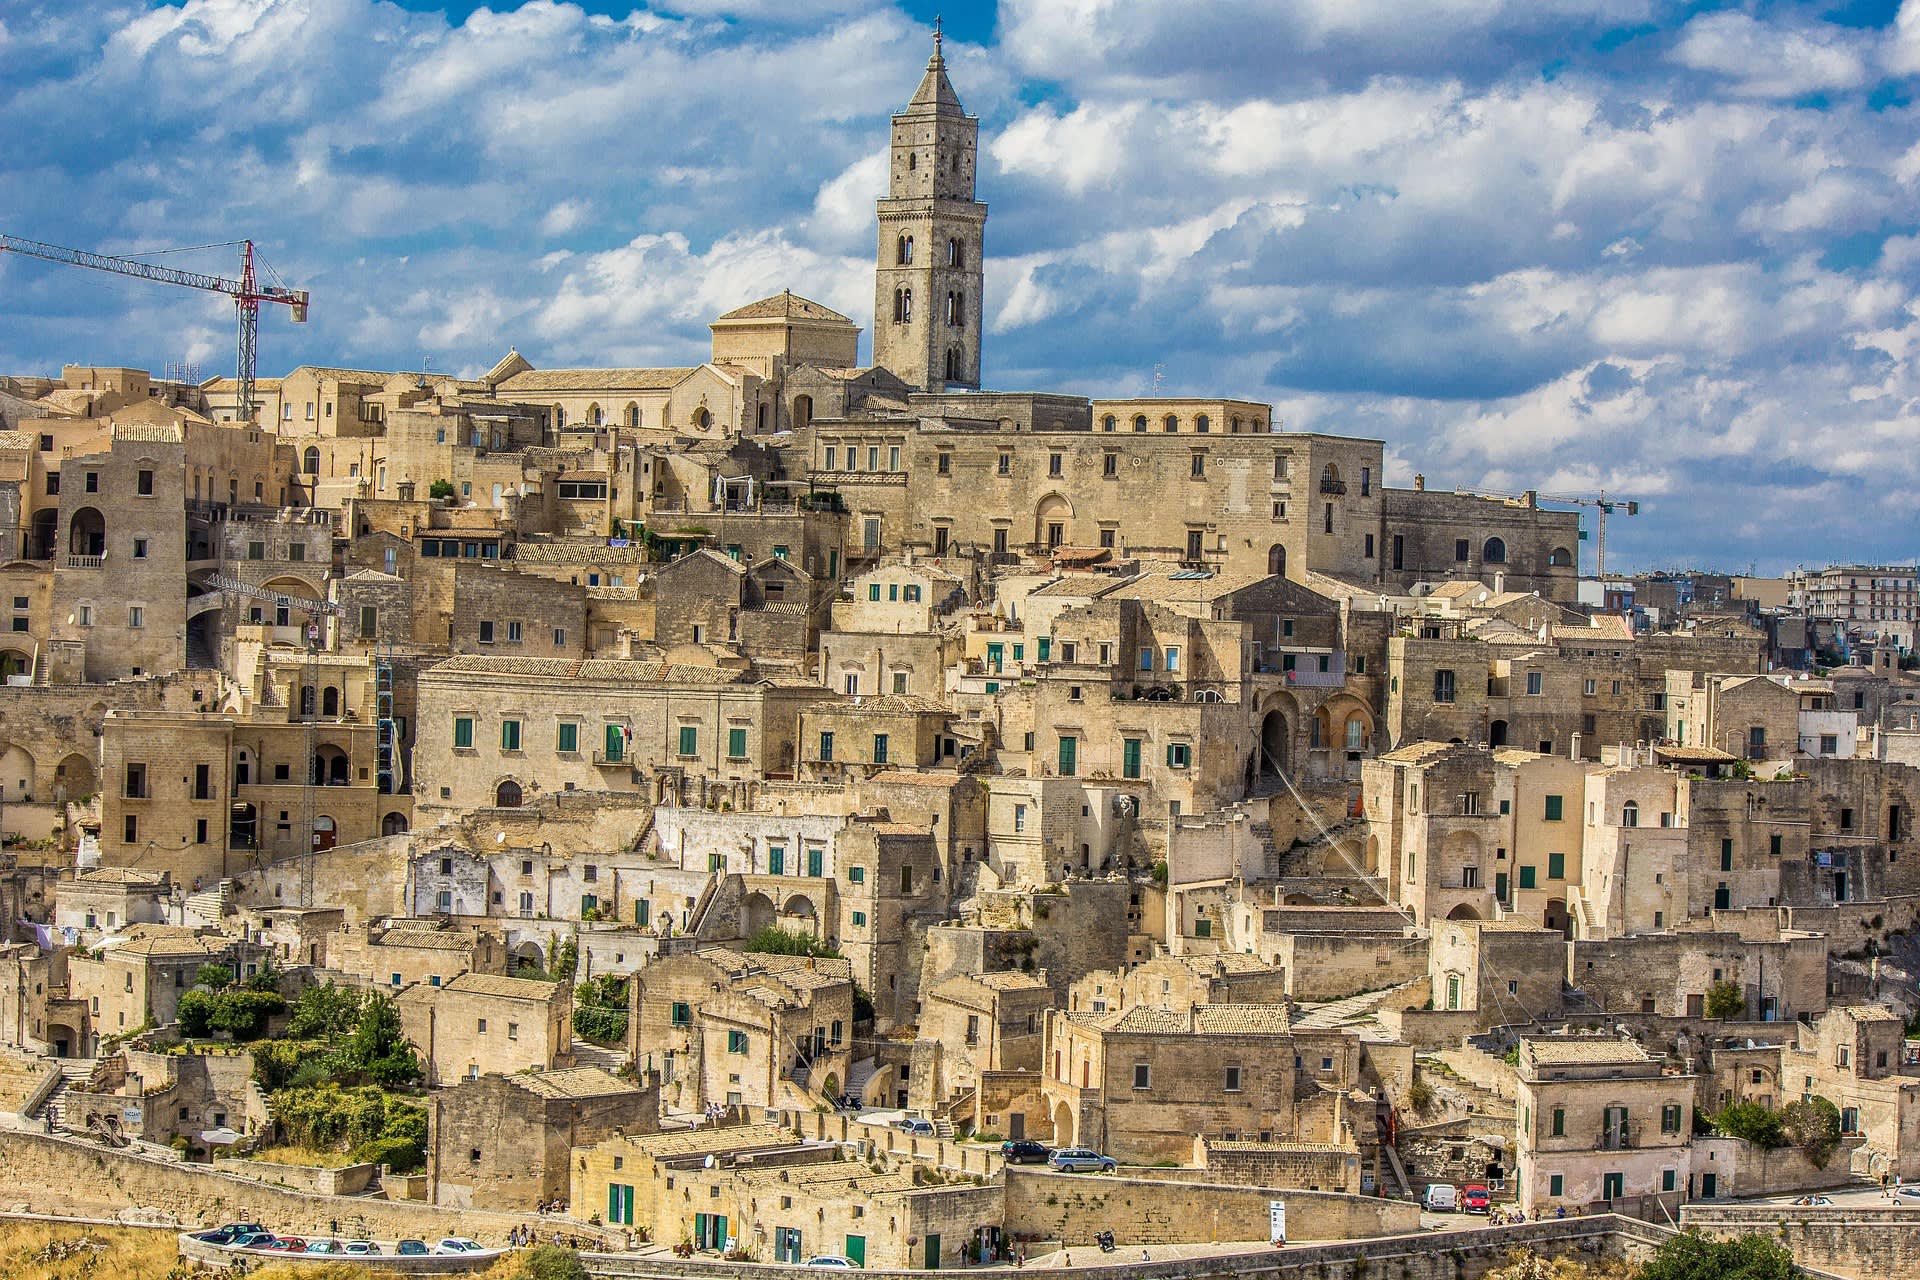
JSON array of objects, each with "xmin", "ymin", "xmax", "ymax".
[
  {"xmin": 495, "ymin": 780, "xmax": 523, "ymax": 808},
  {"xmin": 1268, "ymin": 544, "xmax": 1286, "ymax": 577},
  {"xmin": 381, "ymin": 811, "xmax": 410, "ymax": 836},
  {"xmin": 1446, "ymin": 903, "xmax": 1482, "ymax": 921},
  {"xmin": 741, "ymin": 892, "xmax": 776, "ymax": 937},
  {"xmin": 1034, "ymin": 493, "xmax": 1073, "ymax": 549},
  {"xmin": 1050, "ymin": 1099, "xmax": 1076, "ymax": 1147}
]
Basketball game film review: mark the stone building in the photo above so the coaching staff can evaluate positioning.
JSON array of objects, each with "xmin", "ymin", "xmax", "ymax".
[
  {"xmin": 630, "ymin": 948, "xmax": 854, "ymax": 1112},
  {"xmin": 1568, "ymin": 929, "xmax": 1827, "ymax": 1021},
  {"xmin": 64, "ymin": 924, "xmax": 237, "ymax": 1049},
  {"xmin": 327, "ymin": 918, "xmax": 508, "ymax": 992},
  {"xmin": 52, "ymin": 868, "xmax": 172, "ymax": 937},
  {"xmin": 1666, "ymin": 671, "xmax": 1801, "ymax": 763},
  {"xmin": 1780, "ymin": 1005, "xmax": 1920, "ymax": 1179},
  {"xmin": 919, "ymin": 969, "xmax": 1053, "ymax": 1099},
  {"xmin": 1041, "ymin": 1004, "xmax": 1361, "ymax": 1164},
  {"xmin": 1513, "ymin": 1036, "xmax": 1695, "ymax": 1216},
  {"xmin": 394, "ymin": 971, "xmax": 572, "ymax": 1086},
  {"xmin": 423, "ymin": 1066, "xmax": 658, "ymax": 1210}
]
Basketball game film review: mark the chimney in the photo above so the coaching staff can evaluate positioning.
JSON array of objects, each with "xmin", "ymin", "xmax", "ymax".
[
  {"xmin": 1569, "ymin": 732, "xmax": 1582, "ymax": 761},
  {"xmin": 1413, "ymin": 474, "xmax": 1426, "ymax": 492},
  {"xmin": 1494, "ymin": 572, "xmax": 1506, "ymax": 594}
]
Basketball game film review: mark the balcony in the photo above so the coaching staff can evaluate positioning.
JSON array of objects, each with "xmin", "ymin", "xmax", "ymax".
[
  {"xmin": 1596, "ymin": 1122, "xmax": 1636, "ymax": 1151},
  {"xmin": 591, "ymin": 750, "xmax": 629, "ymax": 768},
  {"xmin": 1319, "ymin": 477, "xmax": 1347, "ymax": 496},
  {"xmin": 66, "ymin": 554, "xmax": 104, "ymax": 569}
]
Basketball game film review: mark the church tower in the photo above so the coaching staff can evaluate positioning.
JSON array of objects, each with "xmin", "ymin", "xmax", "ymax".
[{"xmin": 873, "ymin": 25, "xmax": 986, "ymax": 393}]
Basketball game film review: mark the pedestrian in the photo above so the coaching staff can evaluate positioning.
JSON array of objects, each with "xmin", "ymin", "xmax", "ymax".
[
  {"xmin": 1141, "ymin": 1248, "xmax": 1150, "ymax": 1263},
  {"xmin": 1015, "ymin": 1247, "xmax": 1024, "ymax": 1269}
]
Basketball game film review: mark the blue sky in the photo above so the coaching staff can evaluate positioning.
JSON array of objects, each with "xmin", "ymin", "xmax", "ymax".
[{"xmin": 3, "ymin": 1, "xmax": 1919, "ymax": 574}]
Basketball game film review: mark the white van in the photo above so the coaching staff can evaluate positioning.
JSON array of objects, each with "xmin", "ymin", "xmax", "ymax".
[{"xmin": 1423, "ymin": 1183, "xmax": 1459, "ymax": 1213}]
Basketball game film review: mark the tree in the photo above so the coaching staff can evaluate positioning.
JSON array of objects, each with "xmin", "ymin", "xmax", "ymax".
[
  {"xmin": 1710, "ymin": 1101, "xmax": 1786, "ymax": 1149},
  {"xmin": 177, "ymin": 990, "xmax": 216, "ymax": 1037},
  {"xmin": 1781, "ymin": 1096, "xmax": 1842, "ymax": 1169},
  {"xmin": 344, "ymin": 992, "xmax": 420, "ymax": 1088},
  {"xmin": 195, "ymin": 963, "xmax": 235, "ymax": 989},
  {"xmin": 518, "ymin": 1244, "xmax": 589, "ymax": 1280},
  {"xmin": 285, "ymin": 981, "xmax": 365, "ymax": 1041},
  {"xmin": 428, "ymin": 479, "xmax": 455, "ymax": 501},
  {"xmin": 1634, "ymin": 1231, "xmax": 1798, "ymax": 1280},
  {"xmin": 743, "ymin": 925, "xmax": 839, "ymax": 958},
  {"xmin": 1704, "ymin": 981, "xmax": 1746, "ymax": 1020}
]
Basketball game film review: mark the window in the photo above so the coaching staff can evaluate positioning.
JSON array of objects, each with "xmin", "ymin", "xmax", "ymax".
[
  {"xmin": 1122, "ymin": 738, "xmax": 1142, "ymax": 780},
  {"xmin": 678, "ymin": 726, "xmax": 698, "ymax": 756},
  {"xmin": 1622, "ymin": 801, "xmax": 1639, "ymax": 827},
  {"xmin": 768, "ymin": 845, "xmax": 786, "ymax": 875},
  {"xmin": 1132, "ymin": 1063, "xmax": 1151, "ymax": 1089},
  {"xmin": 1549, "ymin": 1174, "xmax": 1564, "ymax": 1198},
  {"xmin": 1013, "ymin": 804, "xmax": 1027, "ymax": 833},
  {"xmin": 1548, "ymin": 852, "xmax": 1565, "ymax": 880},
  {"xmin": 1049, "ymin": 453, "xmax": 1063, "ymax": 477},
  {"xmin": 1519, "ymin": 865, "xmax": 1537, "ymax": 889},
  {"xmin": 1103, "ymin": 452, "xmax": 1118, "ymax": 477},
  {"xmin": 500, "ymin": 719, "xmax": 521, "ymax": 751},
  {"xmin": 1526, "ymin": 671, "xmax": 1543, "ymax": 696},
  {"xmin": 1551, "ymin": 1107, "xmax": 1565, "ymax": 1137},
  {"xmin": 557, "ymin": 722, "xmax": 578, "ymax": 753},
  {"xmin": 128, "ymin": 605, "xmax": 144, "ymax": 628},
  {"xmin": 124, "ymin": 814, "xmax": 138, "ymax": 843},
  {"xmin": 1165, "ymin": 646, "xmax": 1181, "ymax": 672},
  {"xmin": 671, "ymin": 1002, "xmax": 692, "ymax": 1026},
  {"xmin": 453, "ymin": 716, "xmax": 474, "ymax": 749},
  {"xmin": 851, "ymin": 910, "xmax": 867, "ymax": 926},
  {"xmin": 848, "ymin": 864, "xmax": 865, "ymax": 885},
  {"xmin": 1544, "ymin": 795, "xmax": 1564, "ymax": 821},
  {"xmin": 1662, "ymin": 1169, "xmax": 1677, "ymax": 1193},
  {"xmin": 478, "ymin": 620, "xmax": 495, "ymax": 644},
  {"xmin": 1661, "ymin": 1104, "xmax": 1682, "ymax": 1134},
  {"xmin": 1433, "ymin": 670, "xmax": 1456, "ymax": 703},
  {"xmin": 1139, "ymin": 647, "xmax": 1154, "ymax": 672},
  {"xmin": 1058, "ymin": 735, "xmax": 1077, "ymax": 776},
  {"xmin": 727, "ymin": 1030, "xmax": 748, "ymax": 1054},
  {"xmin": 873, "ymin": 733, "xmax": 890, "ymax": 764},
  {"xmin": 1166, "ymin": 742, "xmax": 1191, "ymax": 769},
  {"xmin": 727, "ymin": 727, "xmax": 747, "ymax": 759},
  {"xmin": 1454, "ymin": 538, "xmax": 1470, "ymax": 561},
  {"xmin": 1770, "ymin": 833, "xmax": 1782, "ymax": 856},
  {"xmin": 359, "ymin": 606, "xmax": 377, "ymax": 640},
  {"xmin": 819, "ymin": 731, "xmax": 834, "ymax": 762},
  {"xmin": 131, "ymin": 537, "xmax": 148, "ymax": 559},
  {"xmin": 1190, "ymin": 452, "xmax": 1205, "ymax": 478},
  {"xmin": 1224, "ymin": 1066, "xmax": 1242, "ymax": 1092}
]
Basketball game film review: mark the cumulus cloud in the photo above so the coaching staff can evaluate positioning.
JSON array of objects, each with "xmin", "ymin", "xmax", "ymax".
[{"xmin": 1669, "ymin": 11, "xmax": 1872, "ymax": 99}]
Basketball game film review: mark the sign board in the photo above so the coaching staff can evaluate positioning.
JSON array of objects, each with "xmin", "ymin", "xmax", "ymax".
[{"xmin": 1268, "ymin": 1200, "xmax": 1286, "ymax": 1245}]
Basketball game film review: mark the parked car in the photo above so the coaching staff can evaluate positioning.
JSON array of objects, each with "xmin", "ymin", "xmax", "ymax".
[
  {"xmin": 1048, "ymin": 1148, "xmax": 1117, "ymax": 1173},
  {"xmin": 188, "ymin": 1229, "xmax": 242, "ymax": 1246},
  {"xmin": 304, "ymin": 1240, "xmax": 343, "ymax": 1254},
  {"xmin": 1001, "ymin": 1139, "xmax": 1052, "ymax": 1165},
  {"xmin": 804, "ymin": 1257, "xmax": 856, "ymax": 1269},
  {"xmin": 1461, "ymin": 1185, "xmax": 1491, "ymax": 1214},
  {"xmin": 342, "ymin": 1241, "xmax": 382, "ymax": 1256},
  {"xmin": 1895, "ymin": 1184, "xmax": 1920, "ymax": 1203},
  {"xmin": 435, "ymin": 1238, "xmax": 486, "ymax": 1255},
  {"xmin": 396, "ymin": 1239, "xmax": 431, "ymax": 1256},
  {"xmin": 1423, "ymin": 1184, "xmax": 1459, "ymax": 1213},
  {"xmin": 229, "ymin": 1233, "xmax": 276, "ymax": 1250},
  {"xmin": 1791, "ymin": 1195, "xmax": 1834, "ymax": 1207},
  {"xmin": 259, "ymin": 1237, "xmax": 307, "ymax": 1253},
  {"xmin": 896, "ymin": 1117, "xmax": 935, "ymax": 1137}
]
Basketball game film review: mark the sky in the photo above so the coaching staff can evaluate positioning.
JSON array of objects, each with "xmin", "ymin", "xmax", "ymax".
[{"xmin": 2, "ymin": 1, "xmax": 1919, "ymax": 575}]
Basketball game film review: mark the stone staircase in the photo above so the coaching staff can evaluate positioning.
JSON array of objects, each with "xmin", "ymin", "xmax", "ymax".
[
  {"xmin": 181, "ymin": 879, "xmax": 233, "ymax": 925},
  {"xmin": 1413, "ymin": 1048, "xmax": 1518, "ymax": 1123},
  {"xmin": 846, "ymin": 1056, "xmax": 879, "ymax": 1106},
  {"xmin": 35, "ymin": 1059, "xmax": 97, "ymax": 1130},
  {"xmin": 1294, "ymin": 979, "xmax": 1422, "ymax": 1031}
]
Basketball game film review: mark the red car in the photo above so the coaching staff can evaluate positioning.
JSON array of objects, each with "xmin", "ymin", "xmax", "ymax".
[
  {"xmin": 1461, "ymin": 1185, "xmax": 1491, "ymax": 1214},
  {"xmin": 258, "ymin": 1237, "xmax": 308, "ymax": 1252}
]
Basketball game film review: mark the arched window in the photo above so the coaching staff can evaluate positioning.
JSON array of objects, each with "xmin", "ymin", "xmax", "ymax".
[
  {"xmin": 1268, "ymin": 544, "xmax": 1286, "ymax": 576},
  {"xmin": 947, "ymin": 290, "xmax": 965, "ymax": 326},
  {"xmin": 907, "ymin": 152, "xmax": 917, "ymax": 171},
  {"xmin": 1133, "ymin": 415, "xmax": 1148, "ymax": 433},
  {"xmin": 944, "ymin": 347, "xmax": 962, "ymax": 381},
  {"xmin": 626, "ymin": 402, "xmax": 640, "ymax": 428},
  {"xmin": 1195, "ymin": 414, "xmax": 1210, "ymax": 434},
  {"xmin": 302, "ymin": 446, "xmax": 319, "ymax": 475},
  {"xmin": 897, "ymin": 235, "xmax": 913, "ymax": 265},
  {"xmin": 948, "ymin": 238, "xmax": 963, "ymax": 267},
  {"xmin": 901, "ymin": 289, "xmax": 912, "ymax": 323},
  {"xmin": 1164, "ymin": 414, "xmax": 1178, "ymax": 433},
  {"xmin": 1484, "ymin": 537, "xmax": 1508, "ymax": 564},
  {"xmin": 1101, "ymin": 415, "xmax": 1116, "ymax": 433},
  {"xmin": 587, "ymin": 403, "xmax": 603, "ymax": 426},
  {"xmin": 1622, "ymin": 801, "xmax": 1639, "ymax": 828},
  {"xmin": 552, "ymin": 404, "xmax": 565, "ymax": 430},
  {"xmin": 1549, "ymin": 546, "xmax": 1574, "ymax": 567},
  {"xmin": 695, "ymin": 407, "xmax": 712, "ymax": 431},
  {"xmin": 495, "ymin": 780, "xmax": 522, "ymax": 808},
  {"xmin": 893, "ymin": 289, "xmax": 905, "ymax": 322},
  {"xmin": 757, "ymin": 403, "xmax": 769, "ymax": 431},
  {"xmin": 321, "ymin": 686, "xmax": 339, "ymax": 717}
]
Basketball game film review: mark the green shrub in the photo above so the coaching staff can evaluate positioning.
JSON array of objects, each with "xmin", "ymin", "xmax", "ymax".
[
  {"xmin": 177, "ymin": 991, "xmax": 216, "ymax": 1037},
  {"xmin": 572, "ymin": 1005, "xmax": 629, "ymax": 1045},
  {"xmin": 518, "ymin": 1245, "xmax": 589, "ymax": 1280},
  {"xmin": 1636, "ymin": 1230, "xmax": 1797, "ymax": 1280},
  {"xmin": 744, "ymin": 925, "xmax": 839, "ymax": 958},
  {"xmin": 428, "ymin": 479, "xmax": 456, "ymax": 501},
  {"xmin": 208, "ymin": 990, "xmax": 284, "ymax": 1038},
  {"xmin": 195, "ymin": 963, "xmax": 236, "ymax": 989},
  {"xmin": 1711, "ymin": 1101, "xmax": 1786, "ymax": 1148},
  {"xmin": 1782, "ymin": 1096, "xmax": 1841, "ymax": 1169},
  {"xmin": 1704, "ymin": 981, "xmax": 1746, "ymax": 1020}
]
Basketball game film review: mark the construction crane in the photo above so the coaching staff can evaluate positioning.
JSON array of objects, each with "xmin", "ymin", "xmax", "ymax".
[
  {"xmin": 201, "ymin": 574, "xmax": 341, "ymax": 906},
  {"xmin": 0, "ymin": 234, "xmax": 309, "ymax": 423},
  {"xmin": 1453, "ymin": 487, "xmax": 1640, "ymax": 578}
]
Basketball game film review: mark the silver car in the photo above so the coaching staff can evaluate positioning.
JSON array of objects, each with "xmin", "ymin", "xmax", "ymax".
[{"xmin": 1047, "ymin": 1147, "xmax": 1116, "ymax": 1173}]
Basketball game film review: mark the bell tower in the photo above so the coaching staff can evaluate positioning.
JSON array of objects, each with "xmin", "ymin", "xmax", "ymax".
[{"xmin": 873, "ymin": 22, "xmax": 986, "ymax": 393}]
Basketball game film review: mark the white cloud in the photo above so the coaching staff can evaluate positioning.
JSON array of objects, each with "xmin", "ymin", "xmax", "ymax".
[
  {"xmin": 540, "ymin": 200, "xmax": 591, "ymax": 238},
  {"xmin": 1669, "ymin": 11, "xmax": 1871, "ymax": 99}
]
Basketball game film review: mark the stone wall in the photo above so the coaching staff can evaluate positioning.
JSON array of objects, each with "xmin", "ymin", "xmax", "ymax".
[
  {"xmin": 1683, "ymin": 1204, "xmax": 1920, "ymax": 1280},
  {"xmin": 1001, "ymin": 1169, "xmax": 1417, "ymax": 1245},
  {"xmin": 0, "ymin": 1128, "xmax": 620, "ymax": 1247}
]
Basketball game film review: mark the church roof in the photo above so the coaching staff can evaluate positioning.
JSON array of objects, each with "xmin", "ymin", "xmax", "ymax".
[
  {"xmin": 714, "ymin": 290, "xmax": 854, "ymax": 325},
  {"xmin": 905, "ymin": 42, "xmax": 968, "ymax": 117}
]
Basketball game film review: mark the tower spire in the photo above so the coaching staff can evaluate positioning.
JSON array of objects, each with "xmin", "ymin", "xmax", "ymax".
[{"xmin": 933, "ymin": 14, "xmax": 943, "ymax": 61}]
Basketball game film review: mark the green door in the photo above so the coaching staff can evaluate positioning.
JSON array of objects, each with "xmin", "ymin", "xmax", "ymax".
[
  {"xmin": 1122, "ymin": 738, "xmax": 1141, "ymax": 779},
  {"xmin": 986, "ymin": 643, "xmax": 1003, "ymax": 673},
  {"xmin": 1603, "ymin": 1172, "xmax": 1624, "ymax": 1202},
  {"xmin": 924, "ymin": 1233, "xmax": 940, "ymax": 1270},
  {"xmin": 845, "ymin": 1236, "xmax": 865, "ymax": 1267},
  {"xmin": 1700, "ymin": 1173, "xmax": 1717, "ymax": 1199},
  {"xmin": 807, "ymin": 847, "xmax": 824, "ymax": 877},
  {"xmin": 604, "ymin": 723, "xmax": 623, "ymax": 762},
  {"xmin": 1058, "ymin": 736, "xmax": 1076, "ymax": 776}
]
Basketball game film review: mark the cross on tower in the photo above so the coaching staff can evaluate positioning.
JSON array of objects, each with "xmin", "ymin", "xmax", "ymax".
[{"xmin": 933, "ymin": 14, "xmax": 943, "ymax": 58}]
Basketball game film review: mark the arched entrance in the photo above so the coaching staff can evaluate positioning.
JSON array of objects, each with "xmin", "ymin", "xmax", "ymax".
[
  {"xmin": 1489, "ymin": 719, "xmax": 1509, "ymax": 747},
  {"xmin": 54, "ymin": 752, "xmax": 96, "ymax": 803},
  {"xmin": 1050, "ymin": 1100, "xmax": 1076, "ymax": 1147},
  {"xmin": 1446, "ymin": 903, "xmax": 1482, "ymax": 921},
  {"xmin": 311, "ymin": 816, "xmax": 337, "ymax": 852},
  {"xmin": 29, "ymin": 509, "xmax": 56, "ymax": 559},
  {"xmin": 1544, "ymin": 898, "xmax": 1571, "ymax": 938},
  {"xmin": 494, "ymin": 780, "xmax": 523, "ymax": 808},
  {"xmin": 68, "ymin": 508, "xmax": 105, "ymax": 557},
  {"xmin": 0, "ymin": 649, "xmax": 30, "ymax": 681},
  {"xmin": 381, "ymin": 811, "xmax": 410, "ymax": 836},
  {"xmin": 1258, "ymin": 710, "xmax": 1290, "ymax": 775},
  {"xmin": 1034, "ymin": 494, "xmax": 1072, "ymax": 550},
  {"xmin": 782, "ymin": 894, "xmax": 819, "ymax": 933},
  {"xmin": 1268, "ymin": 544, "xmax": 1286, "ymax": 577},
  {"xmin": 741, "ymin": 892, "xmax": 776, "ymax": 936},
  {"xmin": 0, "ymin": 744, "xmax": 33, "ymax": 801}
]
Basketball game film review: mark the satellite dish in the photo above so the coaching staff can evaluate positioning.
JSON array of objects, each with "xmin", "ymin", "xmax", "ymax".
[{"xmin": 495, "ymin": 832, "xmax": 507, "ymax": 844}]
